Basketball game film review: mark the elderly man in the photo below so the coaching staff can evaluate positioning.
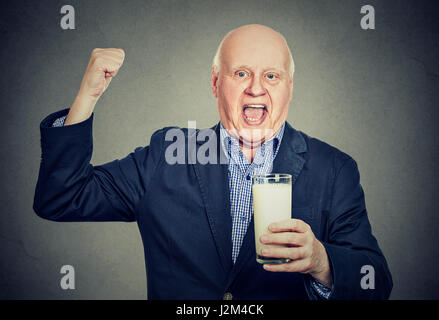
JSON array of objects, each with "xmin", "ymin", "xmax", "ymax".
[{"xmin": 34, "ymin": 24, "xmax": 392, "ymax": 299}]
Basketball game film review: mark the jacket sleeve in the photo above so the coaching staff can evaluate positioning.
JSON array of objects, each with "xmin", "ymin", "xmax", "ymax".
[
  {"xmin": 33, "ymin": 108, "xmax": 164, "ymax": 222},
  {"xmin": 320, "ymin": 156, "xmax": 393, "ymax": 299}
]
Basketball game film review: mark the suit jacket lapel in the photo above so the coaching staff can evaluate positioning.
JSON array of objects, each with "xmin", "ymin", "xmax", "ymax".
[
  {"xmin": 226, "ymin": 121, "xmax": 308, "ymax": 285},
  {"xmin": 272, "ymin": 121, "xmax": 307, "ymax": 183},
  {"xmin": 192, "ymin": 122, "xmax": 233, "ymax": 275}
]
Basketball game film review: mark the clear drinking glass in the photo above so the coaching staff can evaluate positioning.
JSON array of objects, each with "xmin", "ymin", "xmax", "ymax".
[{"xmin": 252, "ymin": 173, "xmax": 292, "ymax": 264}]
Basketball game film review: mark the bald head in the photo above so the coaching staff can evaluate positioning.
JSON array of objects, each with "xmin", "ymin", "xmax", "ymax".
[{"xmin": 213, "ymin": 24, "xmax": 295, "ymax": 79}]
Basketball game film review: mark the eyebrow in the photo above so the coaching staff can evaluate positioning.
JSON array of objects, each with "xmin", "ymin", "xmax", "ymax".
[{"xmin": 230, "ymin": 65, "xmax": 287, "ymax": 75}]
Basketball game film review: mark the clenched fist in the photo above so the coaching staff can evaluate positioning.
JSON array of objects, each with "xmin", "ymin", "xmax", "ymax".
[
  {"xmin": 65, "ymin": 48, "xmax": 125, "ymax": 126},
  {"xmin": 79, "ymin": 48, "xmax": 125, "ymax": 99}
]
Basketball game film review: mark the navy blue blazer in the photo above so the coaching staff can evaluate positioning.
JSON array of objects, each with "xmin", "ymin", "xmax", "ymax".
[{"xmin": 34, "ymin": 109, "xmax": 392, "ymax": 300}]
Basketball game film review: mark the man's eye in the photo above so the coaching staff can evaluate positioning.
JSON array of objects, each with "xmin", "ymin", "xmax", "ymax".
[
  {"xmin": 236, "ymin": 71, "xmax": 247, "ymax": 78},
  {"xmin": 266, "ymin": 73, "xmax": 278, "ymax": 80}
]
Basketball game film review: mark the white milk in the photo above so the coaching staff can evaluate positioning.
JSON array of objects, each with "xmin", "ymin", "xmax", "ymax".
[{"xmin": 252, "ymin": 183, "xmax": 292, "ymax": 261}]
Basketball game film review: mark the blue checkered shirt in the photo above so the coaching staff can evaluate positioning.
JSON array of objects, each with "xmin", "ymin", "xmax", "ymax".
[
  {"xmin": 219, "ymin": 123, "xmax": 285, "ymax": 263},
  {"xmin": 52, "ymin": 115, "xmax": 331, "ymax": 298}
]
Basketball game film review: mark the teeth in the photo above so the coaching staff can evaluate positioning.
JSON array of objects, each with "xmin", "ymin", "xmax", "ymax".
[
  {"xmin": 245, "ymin": 104, "xmax": 265, "ymax": 108},
  {"xmin": 243, "ymin": 104, "xmax": 266, "ymax": 122}
]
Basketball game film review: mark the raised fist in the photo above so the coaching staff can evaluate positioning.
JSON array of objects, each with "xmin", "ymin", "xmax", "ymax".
[{"xmin": 78, "ymin": 48, "xmax": 125, "ymax": 99}]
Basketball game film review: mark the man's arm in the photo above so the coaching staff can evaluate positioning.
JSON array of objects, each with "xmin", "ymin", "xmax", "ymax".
[
  {"xmin": 261, "ymin": 155, "xmax": 392, "ymax": 299},
  {"xmin": 34, "ymin": 48, "xmax": 163, "ymax": 222},
  {"xmin": 33, "ymin": 108, "xmax": 164, "ymax": 222},
  {"xmin": 320, "ymin": 157, "xmax": 393, "ymax": 299}
]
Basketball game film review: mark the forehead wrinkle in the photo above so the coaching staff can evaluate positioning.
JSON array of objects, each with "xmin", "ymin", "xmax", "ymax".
[
  {"xmin": 214, "ymin": 24, "xmax": 295, "ymax": 78},
  {"xmin": 221, "ymin": 33, "xmax": 290, "ymax": 72}
]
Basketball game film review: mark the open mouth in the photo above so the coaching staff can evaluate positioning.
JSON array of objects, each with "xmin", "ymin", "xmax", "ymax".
[{"xmin": 242, "ymin": 104, "xmax": 268, "ymax": 125}]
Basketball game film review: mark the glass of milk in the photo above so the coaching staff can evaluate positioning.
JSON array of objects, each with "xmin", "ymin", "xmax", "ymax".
[{"xmin": 252, "ymin": 173, "xmax": 292, "ymax": 264}]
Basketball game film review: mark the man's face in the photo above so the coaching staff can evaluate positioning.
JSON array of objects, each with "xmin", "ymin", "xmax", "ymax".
[{"xmin": 212, "ymin": 27, "xmax": 293, "ymax": 147}]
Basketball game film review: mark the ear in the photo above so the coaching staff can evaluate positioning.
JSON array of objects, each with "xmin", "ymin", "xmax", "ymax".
[{"xmin": 211, "ymin": 66, "xmax": 219, "ymax": 98}]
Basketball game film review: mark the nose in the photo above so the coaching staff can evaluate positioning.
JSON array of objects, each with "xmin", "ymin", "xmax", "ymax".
[{"xmin": 245, "ymin": 74, "xmax": 266, "ymax": 97}]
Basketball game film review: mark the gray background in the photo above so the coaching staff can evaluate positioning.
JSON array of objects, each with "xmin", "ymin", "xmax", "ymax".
[{"xmin": 1, "ymin": 0, "xmax": 438, "ymax": 299}]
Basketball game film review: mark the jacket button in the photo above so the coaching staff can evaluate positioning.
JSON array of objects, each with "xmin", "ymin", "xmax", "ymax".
[{"xmin": 223, "ymin": 292, "xmax": 233, "ymax": 300}]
